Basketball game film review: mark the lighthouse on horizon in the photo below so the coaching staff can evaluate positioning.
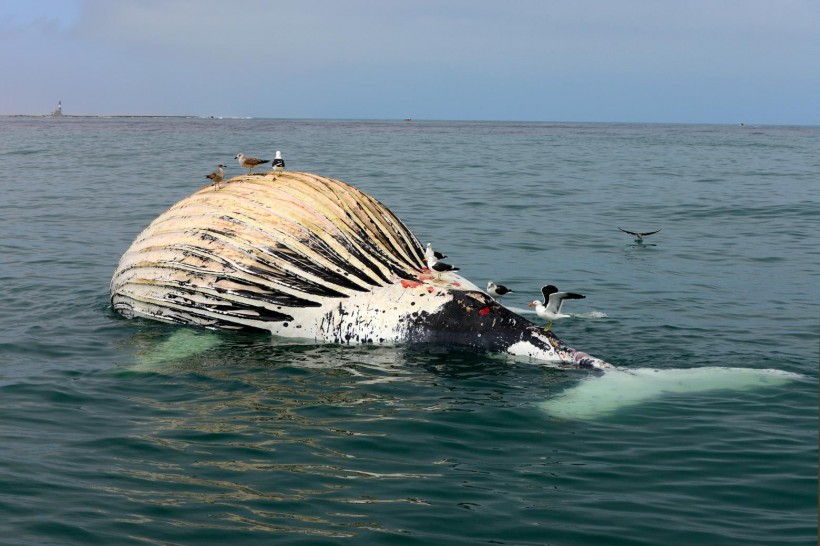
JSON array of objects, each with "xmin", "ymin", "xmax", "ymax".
[{"xmin": 52, "ymin": 101, "xmax": 63, "ymax": 117}]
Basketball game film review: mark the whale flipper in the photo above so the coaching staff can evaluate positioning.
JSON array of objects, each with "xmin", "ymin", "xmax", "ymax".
[{"xmin": 539, "ymin": 367, "xmax": 807, "ymax": 420}]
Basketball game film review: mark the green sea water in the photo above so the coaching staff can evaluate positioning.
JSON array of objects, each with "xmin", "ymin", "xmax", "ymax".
[{"xmin": 0, "ymin": 117, "xmax": 817, "ymax": 545}]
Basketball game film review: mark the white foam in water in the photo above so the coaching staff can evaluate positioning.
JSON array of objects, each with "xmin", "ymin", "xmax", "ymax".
[
  {"xmin": 512, "ymin": 307, "xmax": 608, "ymax": 319},
  {"xmin": 574, "ymin": 311, "xmax": 608, "ymax": 319},
  {"xmin": 539, "ymin": 367, "xmax": 807, "ymax": 420}
]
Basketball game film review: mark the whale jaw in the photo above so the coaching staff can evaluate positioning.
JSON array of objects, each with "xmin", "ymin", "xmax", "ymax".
[{"xmin": 398, "ymin": 289, "xmax": 614, "ymax": 370}]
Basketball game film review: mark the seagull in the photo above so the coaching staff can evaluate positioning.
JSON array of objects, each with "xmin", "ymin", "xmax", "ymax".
[
  {"xmin": 486, "ymin": 281, "xmax": 513, "ymax": 298},
  {"xmin": 528, "ymin": 284, "xmax": 585, "ymax": 332},
  {"xmin": 618, "ymin": 227, "xmax": 661, "ymax": 244},
  {"xmin": 426, "ymin": 255, "xmax": 459, "ymax": 279},
  {"xmin": 424, "ymin": 242, "xmax": 447, "ymax": 261},
  {"xmin": 205, "ymin": 164, "xmax": 226, "ymax": 188},
  {"xmin": 235, "ymin": 153, "xmax": 270, "ymax": 174},
  {"xmin": 272, "ymin": 150, "xmax": 285, "ymax": 173}
]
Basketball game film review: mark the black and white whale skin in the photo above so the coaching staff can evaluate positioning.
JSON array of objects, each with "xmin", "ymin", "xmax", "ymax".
[{"xmin": 110, "ymin": 171, "xmax": 613, "ymax": 370}]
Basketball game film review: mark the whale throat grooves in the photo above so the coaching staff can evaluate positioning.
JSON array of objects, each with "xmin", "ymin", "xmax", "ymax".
[{"xmin": 110, "ymin": 172, "xmax": 425, "ymax": 331}]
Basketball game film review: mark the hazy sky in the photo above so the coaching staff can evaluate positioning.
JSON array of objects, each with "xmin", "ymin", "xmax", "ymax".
[{"xmin": 2, "ymin": 0, "xmax": 818, "ymax": 124}]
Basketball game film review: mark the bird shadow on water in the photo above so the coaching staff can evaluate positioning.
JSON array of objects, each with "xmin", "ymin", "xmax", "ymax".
[
  {"xmin": 623, "ymin": 242, "xmax": 660, "ymax": 258},
  {"xmin": 626, "ymin": 242, "xmax": 657, "ymax": 248}
]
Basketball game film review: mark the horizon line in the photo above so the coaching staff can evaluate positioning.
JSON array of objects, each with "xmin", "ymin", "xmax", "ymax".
[{"xmin": 0, "ymin": 113, "xmax": 816, "ymax": 128}]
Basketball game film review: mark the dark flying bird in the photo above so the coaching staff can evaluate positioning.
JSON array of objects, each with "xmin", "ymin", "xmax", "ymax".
[{"xmin": 618, "ymin": 227, "xmax": 661, "ymax": 243}]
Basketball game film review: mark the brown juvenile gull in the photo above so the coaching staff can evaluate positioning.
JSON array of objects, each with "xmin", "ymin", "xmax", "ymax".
[
  {"xmin": 205, "ymin": 164, "xmax": 226, "ymax": 188},
  {"xmin": 235, "ymin": 153, "xmax": 270, "ymax": 174}
]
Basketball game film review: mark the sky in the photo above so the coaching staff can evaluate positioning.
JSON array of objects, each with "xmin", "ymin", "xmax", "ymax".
[{"xmin": 1, "ymin": 0, "xmax": 819, "ymax": 124}]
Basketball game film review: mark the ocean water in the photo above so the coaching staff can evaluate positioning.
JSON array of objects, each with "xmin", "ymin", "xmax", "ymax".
[{"xmin": 0, "ymin": 117, "xmax": 817, "ymax": 545}]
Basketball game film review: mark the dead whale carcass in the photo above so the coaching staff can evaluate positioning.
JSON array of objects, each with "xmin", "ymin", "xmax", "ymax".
[{"xmin": 110, "ymin": 171, "xmax": 613, "ymax": 370}]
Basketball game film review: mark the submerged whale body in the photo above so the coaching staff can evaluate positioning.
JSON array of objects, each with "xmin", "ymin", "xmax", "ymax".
[{"xmin": 110, "ymin": 171, "xmax": 612, "ymax": 370}]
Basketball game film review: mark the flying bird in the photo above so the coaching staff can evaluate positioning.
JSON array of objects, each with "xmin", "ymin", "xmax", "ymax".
[
  {"xmin": 424, "ymin": 243, "xmax": 447, "ymax": 261},
  {"xmin": 235, "ymin": 153, "xmax": 270, "ymax": 174},
  {"xmin": 272, "ymin": 150, "xmax": 285, "ymax": 173},
  {"xmin": 486, "ymin": 281, "xmax": 513, "ymax": 298},
  {"xmin": 618, "ymin": 227, "xmax": 661, "ymax": 243},
  {"xmin": 528, "ymin": 284, "xmax": 585, "ymax": 332},
  {"xmin": 205, "ymin": 164, "xmax": 226, "ymax": 188}
]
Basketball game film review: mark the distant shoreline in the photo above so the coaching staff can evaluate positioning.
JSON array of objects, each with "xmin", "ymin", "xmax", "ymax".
[
  {"xmin": 0, "ymin": 114, "xmax": 209, "ymax": 119},
  {"xmin": 0, "ymin": 114, "xmax": 817, "ymax": 128}
]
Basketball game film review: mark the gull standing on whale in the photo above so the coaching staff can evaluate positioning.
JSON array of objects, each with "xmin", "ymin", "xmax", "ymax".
[
  {"xmin": 272, "ymin": 151, "xmax": 285, "ymax": 173},
  {"xmin": 486, "ymin": 281, "xmax": 513, "ymax": 298},
  {"xmin": 235, "ymin": 153, "xmax": 270, "ymax": 174},
  {"xmin": 529, "ymin": 284, "xmax": 585, "ymax": 332},
  {"xmin": 425, "ymin": 243, "xmax": 447, "ymax": 261},
  {"xmin": 205, "ymin": 164, "xmax": 226, "ymax": 188},
  {"xmin": 426, "ymin": 255, "xmax": 459, "ymax": 279}
]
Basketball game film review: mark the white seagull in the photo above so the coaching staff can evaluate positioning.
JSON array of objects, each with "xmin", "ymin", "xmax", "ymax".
[
  {"xmin": 486, "ymin": 281, "xmax": 513, "ymax": 298},
  {"xmin": 424, "ymin": 243, "xmax": 447, "ymax": 261},
  {"xmin": 272, "ymin": 150, "xmax": 285, "ymax": 173},
  {"xmin": 426, "ymin": 255, "xmax": 459, "ymax": 279},
  {"xmin": 528, "ymin": 284, "xmax": 585, "ymax": 332},
  {"xmin": 205, "ymin": 164, "xmax": 226, "ymax": 188},
  {"xmin": 618, "ymin": 227, "xmax": 661, "ymax": 243},
  {"xmin": 235, "ymin": 153, "xmax": 270, "ymax": 174}
]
